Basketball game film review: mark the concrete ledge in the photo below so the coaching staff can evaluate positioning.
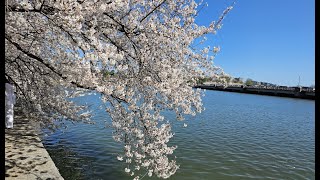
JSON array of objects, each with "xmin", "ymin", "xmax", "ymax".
[{"xmin": 5, "ymin": 116, "xmax": 64, "ymax": 180}]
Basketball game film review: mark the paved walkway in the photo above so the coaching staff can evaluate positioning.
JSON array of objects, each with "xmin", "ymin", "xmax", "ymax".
[{"xmin": 5, "ymin": 115, "xmax": 64, "ymax": 180}]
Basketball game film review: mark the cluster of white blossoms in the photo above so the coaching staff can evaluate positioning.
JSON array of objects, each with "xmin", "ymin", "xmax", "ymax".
[{"xmin": 5, "ymin": 0, "xmax": 233, "ymax": 178}]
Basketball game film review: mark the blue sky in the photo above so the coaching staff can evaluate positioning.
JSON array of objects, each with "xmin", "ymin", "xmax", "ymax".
[{"xmin": 195, "ymin": 0, "xmax": 315, "ymax": 86}]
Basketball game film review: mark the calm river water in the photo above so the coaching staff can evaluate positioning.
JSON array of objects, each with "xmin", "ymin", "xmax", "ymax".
[{"xmin": 41, "ymin": 90, "xmax": 315, "ymax": 180}]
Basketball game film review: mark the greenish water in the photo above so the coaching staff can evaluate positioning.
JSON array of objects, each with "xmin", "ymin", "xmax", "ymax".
[{"xmin": 41, "ymin": 90, "xmax": 315, "ymax": 180}]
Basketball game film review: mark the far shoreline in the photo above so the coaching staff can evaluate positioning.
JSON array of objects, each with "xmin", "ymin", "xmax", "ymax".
[{"xmin": 194, "ymin": 85, "xmax": 315, "ymax": 100}]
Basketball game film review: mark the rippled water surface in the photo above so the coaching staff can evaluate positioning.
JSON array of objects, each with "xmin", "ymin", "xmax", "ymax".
[{"xmin": 41, "ymin": 90, "xmax": 315, "ymax": 180}]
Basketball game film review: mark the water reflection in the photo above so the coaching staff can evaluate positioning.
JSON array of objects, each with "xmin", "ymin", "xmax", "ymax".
[{"xmin": 41, "ymin": 91, "xmax": 315, "ymax": 180}]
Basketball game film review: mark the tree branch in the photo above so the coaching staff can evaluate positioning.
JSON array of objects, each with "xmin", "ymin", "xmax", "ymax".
[{"xmin": 140, "ymin": 0, "xmax": 167, "ymax": 23}]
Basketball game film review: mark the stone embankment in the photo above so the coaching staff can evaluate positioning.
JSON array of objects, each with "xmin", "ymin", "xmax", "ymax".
[
  {"xmin": 5, "ymin": 115, "xmax": 64, "ymax": 180},
  {"xmin": 195, "ymin": 85, "xmax": 315, "ymax": 100}
]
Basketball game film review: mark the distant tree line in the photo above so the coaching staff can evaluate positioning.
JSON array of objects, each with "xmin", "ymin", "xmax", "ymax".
[
  {"xmin": 195, "ymin": 76, "xmax": 274, "ymax": 87},
  {"xmin": 196, "ymin": 76, "xmax": 315, "ymax": 89}
]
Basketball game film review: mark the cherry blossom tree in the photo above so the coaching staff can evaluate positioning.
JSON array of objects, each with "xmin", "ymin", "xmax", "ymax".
[{"xmin": 5, "ymin": 0, "xmax": 233, "ymax": 179}]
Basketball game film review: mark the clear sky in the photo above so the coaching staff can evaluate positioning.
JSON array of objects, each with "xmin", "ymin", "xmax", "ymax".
[{"xmin": 195, "ymin": 0, "xmax": 315, "ymax": 86}]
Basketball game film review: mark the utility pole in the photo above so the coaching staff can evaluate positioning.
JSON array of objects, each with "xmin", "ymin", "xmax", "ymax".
[{"xmin": 298, "ymin": 75, "xmax": 300, "ymax": 87}]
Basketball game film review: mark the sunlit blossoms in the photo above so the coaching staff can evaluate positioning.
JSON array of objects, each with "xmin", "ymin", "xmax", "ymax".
[{"xmin": 5, "ymin": 0, "xmax": 233, "ymax": 179}]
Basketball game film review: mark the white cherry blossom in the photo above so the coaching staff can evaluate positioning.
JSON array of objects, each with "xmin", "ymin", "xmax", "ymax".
[{"xmin": 5, "ymin": 0, "xmax": 233, "ymax": 178}]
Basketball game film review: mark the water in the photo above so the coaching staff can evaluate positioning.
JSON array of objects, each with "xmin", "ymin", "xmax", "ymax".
[{"xmin": 41, "ymin": 90, "xmax": 315, "ymax": 180}]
